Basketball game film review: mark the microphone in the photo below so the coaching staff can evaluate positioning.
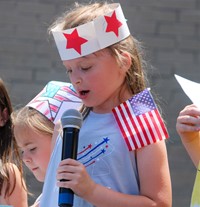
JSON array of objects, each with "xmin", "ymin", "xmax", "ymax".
[{"xmin": 58, "ymin": 109, "xmax": 83, "ymax": 207}]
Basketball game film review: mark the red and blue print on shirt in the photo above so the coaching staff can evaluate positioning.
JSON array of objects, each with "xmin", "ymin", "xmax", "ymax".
[{"xmin": 112, "ymin": 88, "xmax": 169, "ymax": 151}]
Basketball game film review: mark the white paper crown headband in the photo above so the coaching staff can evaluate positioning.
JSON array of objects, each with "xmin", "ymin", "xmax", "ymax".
[
  {"xmin": 51, "ymin": 3, "xmax": 130, "ymax": 60},
  {"xmin": 26, "ymin": 81, "xmax": 82, "ymax": 124}
]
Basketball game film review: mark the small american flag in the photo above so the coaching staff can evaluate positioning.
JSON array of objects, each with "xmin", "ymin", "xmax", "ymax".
[{"xmin": 112, "ymin": 89, "xmax": 169, "ymax": 151}]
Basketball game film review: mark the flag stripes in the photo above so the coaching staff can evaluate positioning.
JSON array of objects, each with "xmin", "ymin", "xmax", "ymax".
[{"xmin": 112, "ymin": 89, "xmax": 169, "ymax": 151}]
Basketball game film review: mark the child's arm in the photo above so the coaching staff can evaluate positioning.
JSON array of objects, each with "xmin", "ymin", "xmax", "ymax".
[
  {"xmin": 57, "ymin": 140, "xmax": 171, "ymax": 207},
  {"xmin": 176, "ymin": 104, "xmax": 200, "ymax": 167},
  {"xmin": 3, "ymin": 163, "xmax": 28, "ymax": 207}
]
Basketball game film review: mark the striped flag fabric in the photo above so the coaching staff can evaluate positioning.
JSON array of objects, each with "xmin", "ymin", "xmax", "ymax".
[{"xmin": 112, "ymin": 88, "xmax": 169, "ymax": 151}]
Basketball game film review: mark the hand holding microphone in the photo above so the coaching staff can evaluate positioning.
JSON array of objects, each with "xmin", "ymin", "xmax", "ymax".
[{"xmin": 58, "ymin": 109, "xmax": 83, "ymax": 207}]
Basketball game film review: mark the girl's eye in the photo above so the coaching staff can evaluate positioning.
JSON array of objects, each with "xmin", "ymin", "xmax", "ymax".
[
  {"xmin": 30, "ymin": 147, "xmax": 36, "ymax": 152},
  {"xmin": 66, "ymin": 69, "xmax": 72, "ymax": 74},
  {"xmin": 81, "ymin": 66, "xmax": 91, "ymax": 71}
]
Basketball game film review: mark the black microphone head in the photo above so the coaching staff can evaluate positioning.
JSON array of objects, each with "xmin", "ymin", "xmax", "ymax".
[{"xmin": 61, "ymin": 109, "xmax": 83, "ymax": 129}]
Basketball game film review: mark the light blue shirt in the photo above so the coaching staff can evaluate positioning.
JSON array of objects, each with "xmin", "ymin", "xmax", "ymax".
[{"xmin": 40, "ymin": 112, "xmax": 139, "ymax": 207}]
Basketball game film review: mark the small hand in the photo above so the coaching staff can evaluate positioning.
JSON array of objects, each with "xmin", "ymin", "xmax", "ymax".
[
  {"xmin": 57, "ymin": 158, "xmax": 95, "ymax": 199},
  {"xmin": 176, "ymin": 104, "xmax": 200, "ymax": 142}
]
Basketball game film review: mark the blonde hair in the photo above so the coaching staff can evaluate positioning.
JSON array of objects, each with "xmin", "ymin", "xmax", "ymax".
[
  {"xmin": 11, "ymin": 107, "xmax": 54, "ymax": 137},
  {"xmin": 49, "ymin": 2, "xmax": 148, "ymax": 118},
  {"xmin": 11, "ymin": 103, "xmax": 55, "ymax": 198}
]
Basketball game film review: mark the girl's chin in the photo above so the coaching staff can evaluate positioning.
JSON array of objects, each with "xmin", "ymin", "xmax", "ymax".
[
  {"xmin": 35, "ymin": 177, "xmax": 45, "ymax": 182},
  {"xmin": 82, "ymin": 101, "xmax": 93, "ymax": 107},
  {"xmin": 34, "ymin": 173, "xmax": 45, "ymax": 182}
]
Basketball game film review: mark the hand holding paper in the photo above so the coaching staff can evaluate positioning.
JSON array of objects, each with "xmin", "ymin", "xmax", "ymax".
[
  {"xmin": 174, "ymin": 74, "xmax": 200, "ymax": 109},
  {"xmin": 175, "ymin": 74, "xmax": 200, "ymax": 168}
]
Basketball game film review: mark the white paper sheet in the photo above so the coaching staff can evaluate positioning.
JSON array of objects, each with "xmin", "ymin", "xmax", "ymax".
[{"xmin": 174, "ymin": 74, "xmax": 200, "ymax": 108}]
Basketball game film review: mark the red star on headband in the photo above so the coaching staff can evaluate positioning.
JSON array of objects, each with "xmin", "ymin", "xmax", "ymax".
[
  {"xmin": 104, "ymin": 11, "xmax": 122, "ymax": 37},
  {"xmin": 63, "ymin": 29, "xmax": 88, "ymax": 54}
]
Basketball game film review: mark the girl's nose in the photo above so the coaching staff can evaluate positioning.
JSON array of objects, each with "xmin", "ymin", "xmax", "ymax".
[
  {"xmin": 71, "ymin": 72, "xmax": 82, "ymax": 85},
  {"xmin": 74, "ymin": 78, "xmax": 81, "ymax": 85},
  {"xmin": 22, "ymin": 152, "xmax": 32, "ymax": 164}
]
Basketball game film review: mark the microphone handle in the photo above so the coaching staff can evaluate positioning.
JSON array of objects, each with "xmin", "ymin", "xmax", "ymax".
[{"xmin": 58, "ymin": 127, "xmax": 79, "ymax": 207}]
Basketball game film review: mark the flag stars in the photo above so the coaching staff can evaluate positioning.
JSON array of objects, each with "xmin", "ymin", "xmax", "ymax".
[
  {"xmin": 101, "ymin": 149, "xmax": 106, "ymax": 154},
  {"xmin": 63, "ymin": 28, "xmax": 88, "ymax": 54},
  {"xmin": 130, "ymin": 89, "xmax": 157, "ymax": 115},
  {"xmin": 103, "ymin": 137, "xmax": 110, "ymax": 143},
  {"xmin": 104, "ymin": 11, "xmax": 122, "ymax": 37}
]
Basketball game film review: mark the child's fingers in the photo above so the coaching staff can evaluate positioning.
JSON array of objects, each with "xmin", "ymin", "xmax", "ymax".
[
  {"xmin": 179, "ymin": 104, "xmax": 200, "ymax": 117},
  {"xmin": 176, "ymin": 122, "xmax": 200, "ymax": 133}
]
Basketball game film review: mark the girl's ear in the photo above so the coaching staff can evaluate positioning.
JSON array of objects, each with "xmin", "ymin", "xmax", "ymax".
[
  {"xmin": 0, "ymin": 108, "xmax": 9, "ymax": 127},
  {"xmin": 120, "ymin": 52, "xmax": 131, "ymax": 72}
]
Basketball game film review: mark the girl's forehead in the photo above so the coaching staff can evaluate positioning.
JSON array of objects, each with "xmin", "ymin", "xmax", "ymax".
[
  {"xmin": 14, "ymin": 126, "xmax": 39, "ymax": 145},
  {"xmin": 18, "ymin": 140, "xmax": 34, "ymax": 148},
  {"xmin": 63, "ymin": 55, "xmax": 91, "ymax": 68},
  {"xmin": 63, "ymin": 49, "xmax": 109, "ymax": 65},
  {"xmin": 16, "ymin": 137, "xmax": 35, "ymax": 149},
  {"xmin": 64, "ymin": 53, "xmax": 94, "ymax": 62}
]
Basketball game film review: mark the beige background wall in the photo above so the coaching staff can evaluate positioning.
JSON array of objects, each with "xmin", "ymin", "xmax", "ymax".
[{"xmin": 1, "ymin": 0, "xmax": 200, "ymax": 206}]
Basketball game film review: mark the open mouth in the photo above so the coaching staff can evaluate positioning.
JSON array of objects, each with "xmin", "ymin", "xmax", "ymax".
[{"xmin": 80, "ymin": 90, "xmax": 89, "ymax": 96}]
